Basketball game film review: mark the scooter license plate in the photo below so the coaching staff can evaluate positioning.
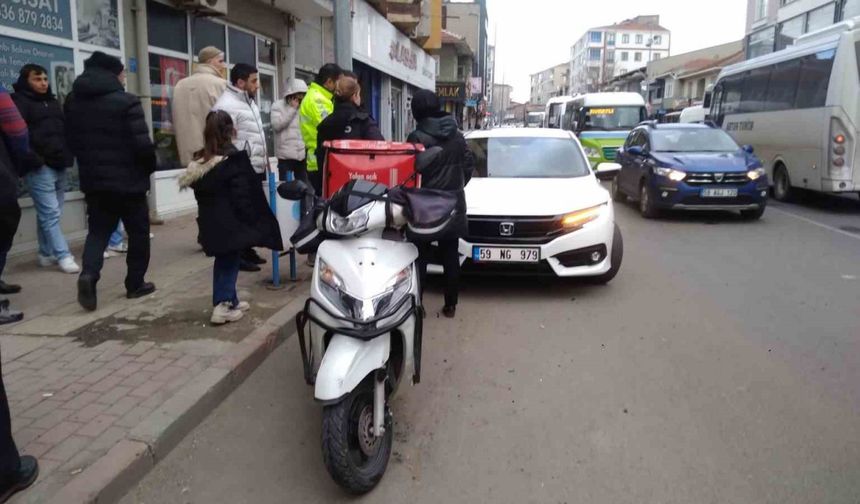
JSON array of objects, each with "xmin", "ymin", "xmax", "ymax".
[{"xmin": 472, "ymin": 247, "xmax": 540, "ymax": 263}]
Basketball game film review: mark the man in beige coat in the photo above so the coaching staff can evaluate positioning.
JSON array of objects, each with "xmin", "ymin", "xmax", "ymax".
[{"xmin": 172, "ymin": 47, "xmax": 227, "ymax": 167}]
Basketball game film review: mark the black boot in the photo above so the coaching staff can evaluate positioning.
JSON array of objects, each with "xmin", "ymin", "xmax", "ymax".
[
  {"xmin": 126, "ymin": 282, "xmax": 156, "ymax": 299},
  {"xmin": 77, "ymin": 274, "xmax": 97, "ymax": 312},
  {"xmin": 242, "ymin": 248, "xmax": 266, "ymax": 265},
  {"xmin": 239, "ymin": 260, "xmax": 261, "ymax": 272},
  {"xmin": 442, "ymin": 305, "xmax": 456, "ymax": 319},
  {"xmin": 0, "ymin": 281, "xmax": 20, "ymax": 295},
  {"xmin": 0, "ymin": 456, "xmax": 38, "ymax": 503},
  {"xmin": 0, "ymin": 299, "xmax": 23, "ymax": 325}
]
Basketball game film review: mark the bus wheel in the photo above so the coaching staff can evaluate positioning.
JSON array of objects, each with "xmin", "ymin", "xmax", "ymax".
[{"xmin": 772, "ymin": 164, "xmax": 793, "ymax": 202}]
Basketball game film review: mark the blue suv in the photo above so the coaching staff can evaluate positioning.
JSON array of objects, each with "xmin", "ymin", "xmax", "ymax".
[{"xmin": 612, "ymin": 123, "xmax": 768, "ymax": 220}]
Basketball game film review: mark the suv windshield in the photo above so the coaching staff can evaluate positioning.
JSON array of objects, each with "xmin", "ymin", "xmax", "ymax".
[
  {"xmin": 467, "ymin": 137, "xmax": 591, "ymax": 178},
  {"xmin": 582, "ymin": 106, "xmax": 645, "ymax": 131},
  {"xmin": 651, "ymin": 128, "xmax": 740, "ymax": 153}
]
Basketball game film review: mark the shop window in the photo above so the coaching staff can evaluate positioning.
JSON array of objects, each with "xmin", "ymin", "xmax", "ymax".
[
  {"xmin": 149, "ymin": 53, "xmax": 188, "ymax": 171},
  {"xmin": 193, "ymin": 18, "xmax": 226, "ymax": 55},
  {"xmin": 77, "ymin": 0, "xmax": 120, "ymax": 49},
  {"xmin": 747, "ymin": 26, "xmax": 776, "ymax": 58},
  {"xmin": 807, "ymin": 3, "xmax": 836, "ymax": 33},
  {"xmin": 257, "ymin": 39, "xmax": 276, "ymax": 66},
  {"xmin": 777, "ymin": 15, "xmax": 805, "ymax": 50},
  {"xmin": 258, "ymin": 72, "xmax": 275, "ymax": 155},
  {"xmin": 147, "ymin": 0, "xmax": 188, "ymax": 53},
  {"xmin": 228, "ymin": 27, "xmax": 255, "ymax": 65}
]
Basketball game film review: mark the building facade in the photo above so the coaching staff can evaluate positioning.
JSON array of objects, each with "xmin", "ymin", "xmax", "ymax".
[
  {"xmin": 442, "ymin": 0, "xmax": 489, "ymax": 120},
  {"xmin": 745, "ymin": 0, "xmax": 860, "ymax": 59},
  {"xmin": 529, "ymin": 62, "xmax": 569, "ymax": 106},
  {"xmin": 490, "ymin": 83, "xmax": 512, "ymax": 124},
  {"xmin": 569, "ymin": 15, "xmax": 671, "ymax": 95},
  {"xmin": 435, "ymin": 29, "xmax": 473, "ymax": 127}
]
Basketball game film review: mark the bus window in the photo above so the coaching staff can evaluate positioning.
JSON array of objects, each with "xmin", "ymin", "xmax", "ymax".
[
  {"xmin": 581, "ymin": 106, "xmax": 645, "ymax": 131},
  {"xmin": 741, "ymin": 66, "xmax": 772, "ymax": 113},
  {"xmin": 562, "ymin": 106, "xmax": 576, "ymax": 131},
  {"xmin": 722, "ymin": 73, "xmax": 745, "ymax": 115},
  {"xmin": 765, "ymin": 59, "xmax": 801, "ymax": 111},
  {"xmin": 795, "ymin": 49, "xmax": 836, "ymax": 109},
  {"xmin": 547, "ymin": 104, "xmax": 561, "ymax": 128}
]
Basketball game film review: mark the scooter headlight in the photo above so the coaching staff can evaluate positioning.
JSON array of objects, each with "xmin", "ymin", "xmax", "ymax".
[
  {"xmin": 318, "ymin": 260, "xmax": 358, "ymax": 317},
  {"xmin": 372, "ymin": 267, "xmax": 413, "ymax": 318},
  {"xmin": 326, "ymin": 204, "xmax": 372, "ymax": 235}
]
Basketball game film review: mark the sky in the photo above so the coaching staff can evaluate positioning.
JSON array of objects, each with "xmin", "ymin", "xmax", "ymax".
[{"xmin": 487, "ymin": 0, "xmax": 749, "ymax": 102}]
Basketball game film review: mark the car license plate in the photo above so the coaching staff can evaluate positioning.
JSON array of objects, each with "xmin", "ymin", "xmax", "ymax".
[
  {"xmin": 701, "ymin": 187, "xmax": 738, "ymax": 198},
  {"xmin": 472, "ymin": 247, "xmax": 540, "ymax": 263}
]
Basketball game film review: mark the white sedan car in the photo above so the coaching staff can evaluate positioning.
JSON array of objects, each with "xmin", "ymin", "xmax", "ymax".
[{"xmin": 455, "ymin": 128, "xmax": 623, "ymax": 283}]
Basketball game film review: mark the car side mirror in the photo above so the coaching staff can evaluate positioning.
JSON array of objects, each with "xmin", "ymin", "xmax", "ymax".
[
  {"xmin": 595, "ymin": 162, "xmax": 622, "ymax": 181},
  {"xmin": 627, "ymin": 145, "xmax": 644, "ymax": 156},
  {"xmin": 277, "ymin": 180, "xmax": 309, "ymax": 200},
  {"xmin": 742, "ymin": 144, "xmax": 754, "ymax": 154}
]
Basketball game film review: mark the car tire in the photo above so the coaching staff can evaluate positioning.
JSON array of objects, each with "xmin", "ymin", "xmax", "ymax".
[
  {"xmin": 639, "ymin": 182, "xmax": 660, "ymax": 219},
  {"xmin": 772, "ymin": 164, "xmax": 793, "ymax": 202},
  {"xmin": 610, "ymin": 175, "xmax": 626, "ymax": 202},
  {"xmin": 583, "ymin": 224, "xmax": 623, "ymax": 285},
  {"xmin": 740, "ymin": 206, "xmax": 766, "ymax": 221}
]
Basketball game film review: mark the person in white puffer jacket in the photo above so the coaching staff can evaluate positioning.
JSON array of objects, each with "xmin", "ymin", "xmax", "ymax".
[
  {"xmin": 212, "ymin": 63, "xmax": 267, "ymax": 175},
  {"xmin": 271, "ymin": 78, "xmax": 308, "ymax": 183}
]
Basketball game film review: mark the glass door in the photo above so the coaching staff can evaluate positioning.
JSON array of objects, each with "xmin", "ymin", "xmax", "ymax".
[
  {"xmin": 391, "ymin": 83, "xmax": 403, "ymax": 141},
  {"xmin": 258, "ymin": 71, "xmax": 276, "ymax": 158}
]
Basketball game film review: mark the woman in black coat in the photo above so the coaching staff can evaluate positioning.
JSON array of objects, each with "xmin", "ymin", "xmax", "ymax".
[{"xmin": 179, "ymin": 111, "xmax": 282, "ymax": 325}]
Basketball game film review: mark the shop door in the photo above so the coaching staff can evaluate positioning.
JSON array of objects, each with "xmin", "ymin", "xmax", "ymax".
[
  {"xmin": 258, "ymin": 71, "xmax": 276, "ymax": 159},
  {"xmin": 390, "ymin": 83, "xmax": 403, "ymax": 142}
]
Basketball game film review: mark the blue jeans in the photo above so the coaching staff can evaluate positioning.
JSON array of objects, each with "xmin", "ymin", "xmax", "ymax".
[
  {"xmin": 213, "ymin": 251, "xmax": 240, "ymax": 307},
  {"xmin": 26, "ymin": 166, "xmax": 71, "ymax": 260},
  {"xmin": 109, "ymin": 223, "xmax": 124, "ymax": 248}
]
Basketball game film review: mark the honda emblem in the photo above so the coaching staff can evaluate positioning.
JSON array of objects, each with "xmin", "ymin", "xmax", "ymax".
[
  {"xmin": 499, "ymin": 222, "xmax": 515, "ymax": 237},
  {"xmin": 714, "ymin": 173, "xmax": 725, "ymax": 182}
]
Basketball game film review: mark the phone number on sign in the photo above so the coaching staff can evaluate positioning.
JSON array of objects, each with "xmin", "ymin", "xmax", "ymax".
[{"xmin": 0, "ymin": 5, "xmax": 65, "ymax": 33}]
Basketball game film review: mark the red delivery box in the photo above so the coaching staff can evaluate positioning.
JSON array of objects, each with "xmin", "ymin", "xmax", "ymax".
[{"xmin": 322, "ymin": 140, "xmax": 423, "ymax": 198}]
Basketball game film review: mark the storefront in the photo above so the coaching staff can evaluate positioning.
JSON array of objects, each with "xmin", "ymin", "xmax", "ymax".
[
  {"xmin": 436, "ymin": 81, "xmax": 466, "ymax": 127},
  {"xmin": 2, "ymin": 0, "xmax": 127, "ymax": 254},
  {"xmin": 351, "ymin": 0, "xmax": 436, "ymax": 142}
]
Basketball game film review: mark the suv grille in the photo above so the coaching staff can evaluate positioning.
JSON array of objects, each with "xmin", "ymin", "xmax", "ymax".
[
  {"xmin": 685, "ymin": 172, "xmax": 749, "ymax": 185},
  {"xmin": 602, "ymin": 147, "xmax": 618, "ymax": 161},
  {"xmin": 467, "ymin": 215, "xmax": 564, "ymax": 244}
]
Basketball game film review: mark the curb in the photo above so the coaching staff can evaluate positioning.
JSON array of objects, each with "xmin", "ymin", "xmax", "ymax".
[{"xmin": 45, "ymin": 296, "xmax": 305, "ymax": 504}]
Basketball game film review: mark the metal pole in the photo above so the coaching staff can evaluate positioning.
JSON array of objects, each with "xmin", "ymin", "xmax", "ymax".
[{"xmin": 334, "ymin": 0, "xmax": 353, "ymax": 71}]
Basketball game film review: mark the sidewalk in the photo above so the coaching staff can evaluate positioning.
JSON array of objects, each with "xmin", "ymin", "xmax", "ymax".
[{"xmin": 1, "ymin": 215, "xmax": 306, "ymax": 503}]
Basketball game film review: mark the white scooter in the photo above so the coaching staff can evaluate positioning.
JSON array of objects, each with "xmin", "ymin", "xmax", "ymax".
[{"xmin": 279, "ymin": 171, "xmax": 435, "ymax": 493}]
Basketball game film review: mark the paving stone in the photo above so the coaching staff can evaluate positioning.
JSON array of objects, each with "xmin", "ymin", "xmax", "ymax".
[
  {"xmin": 88, "ymin": 426, "xmax": 126, "ymax": 453},
  {"xmin": 11, "ymin": 416, "xmax": 32, "ymax": 435},
  {"xmin": 61, "ymin": 391, "xmax": 100, "ymax": 411},
  {"xmin": 129, "ymin": 380, "xmax": 163, "ymax": 399},
  {"xmin": 37, "ymin": 420, "xmax": 84, "ymax": 445},
  {"xmin": 134, "ymin": 349, "xmax": 163, "ymax": 364},
  {"xmin": 61, "ymin": 351, "xmax": 94, "ymax": 368},
  {"xmin": 28, "ymin": 353, "xmax": 59, "ymax": 370},
  {"xmin": 142, "ymin": 357, "xmax": 173, "ymax": 373},
  {"xmin": 68, "ymin": 361, "xmax": 103, "ymax": 378},
  {"xmin": 31, "ymin": 408, "xmax": 75, "ymax": 431},
  {"xmin": 43, "ymin": 435, "xmax": 91, "ymax": 463},
  {"xmin": 150, "ymin": 365, "xmax": 185, "ymax": 384},
  {"xmin": 119, "ymin": 371, "xmax": 154, "ymax": 388},
  {"xmin": 172, "ymin": 354, "xmax": 199, "ymax": 369},
  {"xmin": 22, "ymin": 441, "xmax": 53, "ymax": 458},
  {"xmin": 114, "ymin": 406, "xmax": 153, "ymax": 428},
  {"xmin": 20, "ymin": 399, "xmax": 64, "ymax": 420},
  {"xmin": 17, "ymin": 348, "xmax": 53, "ymax": 363},
  {"xmin": 52, "ymin": 382, "xmax": 89, "ymax": 402},
  {"xmin": 123, "ymin": 342, "xmax": 155, "ymax": 356},
  {"xmin": 101, "ymin": 355, "xmax": 135, "ymax": 371},
  {"xmin": 12, "ymin": 427, "xmax": 45, "ymax": 447},
  {"xmin": 13, "ymin": 394, "xmax": 46, "ymax": 415},
  {"xmin": 97, "ymin": 385, "xmax": 132, "ymax": 406},
  {"xmin": 59, "ymin": 449, "xmax": 100, "ymax": 474},
  {"xmin": 87, "ymin": 373, "xmax": 125, "ymax": 394},
  {"xmin": 77, "ymin": 367, "xmax": 114, "ymax": 385},
  {"xmin": 78, "ymin": 415, "xmax": 118, "ymax": 438},
  {"xmin": 70, "ymin": 402, "xmax": 109, "ymax": 423},
  {"xmin": 111, "ymin": 362, "xmax": 144, "ymax": 378},
  {"xmin": 104, "ymin": 396, "xmax": 139, "ymax": 417}
]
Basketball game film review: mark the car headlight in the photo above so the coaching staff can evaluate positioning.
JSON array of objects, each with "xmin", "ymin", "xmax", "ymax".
[
  {"xmin": 583, "ymin": 146, "xmax": 601, "ymax": 159},
  {"xmin": 326, "ymin": 204, "xmax": 372, "ymax": 235},
  {"xmin": 747, "ymin": 167, "xmax": 766, "ymax": 180},
  {"xmin": 561, "ymin": 204, "xmax": 605, "ymax": 230},
  {"xmin": 654, "ymin": 167, "xmax": 687, "ymax": 182}
]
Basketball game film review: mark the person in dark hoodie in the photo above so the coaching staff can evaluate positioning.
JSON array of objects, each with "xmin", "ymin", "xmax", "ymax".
[
  {"xmin": 406, "ymin": 89, "xmax": 475, "ymax": 319},
  {"xmin": 11, "ymin": 64, "xmax": 79, "ymax": 275},
  {"xmin": 315, "ymin": 73, "xmax": 384, "ymax": 173},
  {"xmin": 64, "ymin": 52, "xmax": 157, "ymax": 312},
  {"xmin": 178, "ymin": 111, "xmax": 282, "ymax": 325}
]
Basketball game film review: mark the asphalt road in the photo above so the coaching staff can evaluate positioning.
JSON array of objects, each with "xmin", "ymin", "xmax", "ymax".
[{"xmin": 121, "ymin": 192, "xmax": 860, "ymax": 504}]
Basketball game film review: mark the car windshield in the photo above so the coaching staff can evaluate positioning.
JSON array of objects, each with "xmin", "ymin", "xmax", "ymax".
[
  {"xmin": 467, "ymin": 137, "xmax": 591, "ymax": 178},
  {"xmin": 651, "ymin": 128, "xmax": 740, "ymax": 153},
  {"xmin": 583, "ymin": 106, "xmax": 645, "ymax": 131}
]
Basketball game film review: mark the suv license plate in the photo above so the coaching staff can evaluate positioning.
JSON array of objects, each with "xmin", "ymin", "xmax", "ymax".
[
  {"xmin": 473, "ymin": 247, "xmax": 540, "ymax": 263},
  {"xmin": 701, "ymin": 188, "xmax": 738, "ymax": 198}
]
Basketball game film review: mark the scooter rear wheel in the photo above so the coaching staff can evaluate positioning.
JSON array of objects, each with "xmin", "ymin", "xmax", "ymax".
[{"xmin": 321, "ymin": 385, "xmax": 393, "ymax": 494}]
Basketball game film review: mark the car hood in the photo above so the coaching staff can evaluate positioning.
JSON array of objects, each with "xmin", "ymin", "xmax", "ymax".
[
  {"xmin": 652, "ymin": 151, "xmax": 755, "ymax": 173},
  {"xmin": 465, "ymin": 177, "xmax": 608, "ymax": 216}
]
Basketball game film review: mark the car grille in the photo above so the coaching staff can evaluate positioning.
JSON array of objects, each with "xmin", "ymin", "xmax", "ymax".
[
  {"xmin": 678, "ymin": 194, "xmax": 758, "ymax": 206},
  {"xmin": 602, "ymin": 147, "xmax": 618, "ymax": 161},
  {"xmin": 466, "ymin": 215, "xmax": 565, "ymax": 244},
  {"xmin": 685, "ymin": 172, "xmax": 750, "ymax": 185}
]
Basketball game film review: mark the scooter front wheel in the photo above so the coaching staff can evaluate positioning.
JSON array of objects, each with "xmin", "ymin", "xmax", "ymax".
[{"xmin": 321, "ymin": 386, "xmax": 393, "ymax": 494}]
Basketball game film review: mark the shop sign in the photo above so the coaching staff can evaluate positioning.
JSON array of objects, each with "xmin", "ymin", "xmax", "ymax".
[
  {"xmin": 469, "ymin": 77, "xmax": 482, "ymax": 96},
  {"xmin": 389, "ymin": 40, "xmax": 417, "ymax": 71},
  {"xmin": 436, "ymin": 82, "xmax": 464, "ymax": 101},
  {"xmin": 0, "ymin": 0, "xmax": 73, "ymax": 39},
  {"xmin": 0, "ymin": 34, "xmax": 74, "ymax": 102}
]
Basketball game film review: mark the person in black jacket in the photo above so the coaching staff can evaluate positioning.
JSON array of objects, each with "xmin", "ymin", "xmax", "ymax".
[
  {"xmin": 178, "ymin": 111, "xmax": 282, "ymax": 324},
  {"xmin": 315, "ymin": 73, "xmax": 384, "ymax": 179},
  {"xmin": 11, "ymin": 64, "xmax": 79, "ymax": 275},
  {"xmin": 64, "ymin": 52, "xmax": 157, "ymax": 311},
  {"xmin": 407, "ymin": 89, "xmax": 475, "ymax": 318}
]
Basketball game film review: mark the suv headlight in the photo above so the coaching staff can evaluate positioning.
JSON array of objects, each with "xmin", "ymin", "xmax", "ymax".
[
  {"xmin": 326, "ymin": 204, "xmax": 372, "ymax": 235},
  {"xmin": 747, "ymin": 167, "xmax": 766, "ymax": 180},
  {"xmin": 654, "ymin": 167, "xmax": 687, "ymax": 181},
  {"xmin": 583, "ymin": 146, "xmax": 601, "ymax": 159}
]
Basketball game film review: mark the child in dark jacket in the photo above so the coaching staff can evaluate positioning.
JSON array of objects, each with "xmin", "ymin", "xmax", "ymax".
[{"xmin": 179, "ymin": 111, "xmax": 282, "ymax": 325}]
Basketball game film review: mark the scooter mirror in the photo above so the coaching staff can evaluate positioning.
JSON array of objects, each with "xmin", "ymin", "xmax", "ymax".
[
  {"xmin": 277, "ymin": 180, "xmax": 310, "ymax": 200},
  {"xmin": 415, "ymin": 146, "xmax": 443, "ymax": 173}
]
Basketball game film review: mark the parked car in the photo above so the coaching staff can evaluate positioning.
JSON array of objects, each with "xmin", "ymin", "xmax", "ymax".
[
  {"xmin": 612, "ymin": 122, "xmax": 768, "ymax": 220},
  {"xmin": 456, "ymin": 128, "xmax": 623, "ymax": 283}
]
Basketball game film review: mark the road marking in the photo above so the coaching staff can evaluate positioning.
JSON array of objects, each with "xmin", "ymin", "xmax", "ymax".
[{"xmin": 769, "ymin": 206, "xmax": 860, "ymax": 242}]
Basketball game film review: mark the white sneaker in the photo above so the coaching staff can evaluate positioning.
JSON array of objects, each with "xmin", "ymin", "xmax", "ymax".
[
  {"xmin": 38, "ymin": 255, "xmax": 56, "ymax": 268},
  {"xmin": 107, "ymin": 242, "xmax": 128, "ymax": 254},
  {"xmin": 210, "ymin": 302, "xmax": 244, "ymax": 325},
  {"xmin": 104, "ymin": 250, "xmax": 120, "ymax": 259},
  {"xmin": 58, "ymin": 256, "xmax": 81, "ymax": 274},
  {"xmin": 235, "ymin": 301, "xmax": 250, "ymax": 312}
]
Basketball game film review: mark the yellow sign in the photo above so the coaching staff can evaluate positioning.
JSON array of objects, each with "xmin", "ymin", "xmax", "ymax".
[{"xmin": 590, "ymin": 108, "xmax": 616, "ymax": 115}]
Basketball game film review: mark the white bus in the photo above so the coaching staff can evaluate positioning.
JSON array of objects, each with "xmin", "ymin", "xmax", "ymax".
[
  {"xmin": 710, "ymin": 18, "xmax": 860, "ymax": 200},
  {"xmin": 543, "ymin": 96, "xmax": 576, "ymax": 129}
]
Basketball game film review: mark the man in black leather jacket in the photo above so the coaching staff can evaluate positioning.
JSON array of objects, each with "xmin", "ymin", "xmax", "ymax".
[{"xmin": 407, "ymin": 89, "xmax": 475, "ymax": 318}]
